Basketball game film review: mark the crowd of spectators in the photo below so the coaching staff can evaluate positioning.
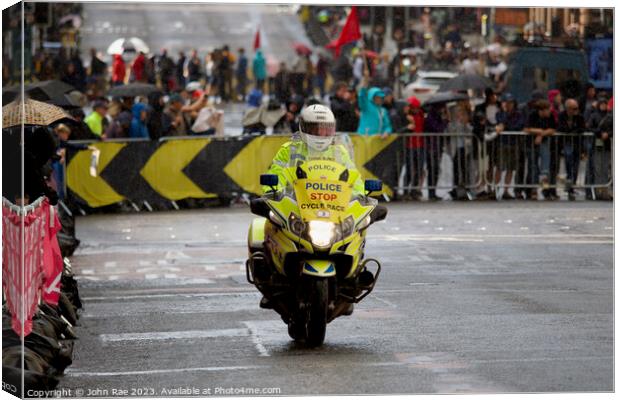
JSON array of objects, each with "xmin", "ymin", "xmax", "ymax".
[{"xmin": 8, "ymin": 6, "xmax": 613, "ymax": 203}]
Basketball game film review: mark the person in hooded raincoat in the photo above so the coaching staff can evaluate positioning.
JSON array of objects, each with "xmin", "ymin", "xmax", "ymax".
[
  {"xmin": 252, "ymin": 50, "xmax": 267, "ymax": 92},
  {"xmin": 356, "ymin": 77, "xmax": 392, "ymax": 136},
  {"xmin": 130, "ymin": 103, "xmax": 150, "ymax": 139}
]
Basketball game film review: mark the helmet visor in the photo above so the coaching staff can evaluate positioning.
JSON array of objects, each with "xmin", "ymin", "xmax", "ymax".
[{"xmin": 302, "ymin": 121, "xmax": 336, "ymax": 137}]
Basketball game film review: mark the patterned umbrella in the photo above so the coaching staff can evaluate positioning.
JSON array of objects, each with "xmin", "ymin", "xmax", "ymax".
[{"xmin": 2, "ymin": 98, "xmax": 74, "ymax": 128}]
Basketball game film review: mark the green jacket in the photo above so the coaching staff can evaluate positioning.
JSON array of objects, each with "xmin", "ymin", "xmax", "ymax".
[{"xmin": 264, "ymin": 140, "xmax": 365, "ymax": 195}]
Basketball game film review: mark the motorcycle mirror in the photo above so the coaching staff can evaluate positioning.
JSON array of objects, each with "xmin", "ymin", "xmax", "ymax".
[
  {"xmin": 250, "ymin": 198, "xmax": 272, "ymax": 219},
  {"xmin": 365, "ymin": 179, "xmax": 383, "ymax": 193},
  {"xmin": 369, "ymin": 205, "xmax": 388, "ymax": 223}
]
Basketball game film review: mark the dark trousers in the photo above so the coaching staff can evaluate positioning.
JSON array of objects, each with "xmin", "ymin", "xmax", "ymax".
[
  {"xmin": 515, "ymin": 145, "xmax": 527, "ymax": 194},
  {"xmin": 547, "ymin": 137, "xmax": 560, "ymax": 196},
  {"xmin": 452, "ymin": 147, "xmax": 468, "ymax": 187},
  {"xmin": 256, "ymin": 78, "xmax": 265, "ymax": 92},
  {"xmin": 425, "ymin": 139, "xmax": 441, "ymax": 197},
  {"xmin": 236, "ymin": 74, "xmax": 247, "ymax": 99},
  {"xmin": 405, "ymin": 147, "xmax": 425, "ymax": 193},
  {"xmin": 563, "ymin": 143, "xmax": 581, "ymax": 190}
]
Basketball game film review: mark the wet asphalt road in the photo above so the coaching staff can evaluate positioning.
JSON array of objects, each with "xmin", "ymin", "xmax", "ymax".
[
  {"xmin": 79, "ymin": 3, "xmax": 307, "ymax": 63},
  {"xmin": 60, "ymin": 201, "xmax": 613, "ymax": 396}
]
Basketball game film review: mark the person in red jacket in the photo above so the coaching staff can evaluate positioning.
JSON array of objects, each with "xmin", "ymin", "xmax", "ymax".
[
  {"xmin": 131, "ymin": 52, "xmax": 146, "ymax": 82},
  {"xmin": 547, "ymin": 89, "xmax": 562, "ymax": 123},
  {"xmin": 403, "ymin": 96, "xmax": 425, "ymax": 200},
  {"xmin": 111, "ymin": 54, "xmax": 126, "ymax": 86}
]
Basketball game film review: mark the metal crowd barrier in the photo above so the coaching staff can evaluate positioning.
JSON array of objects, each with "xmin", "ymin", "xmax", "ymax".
[
  {"xmin": 393, "ymin": 131, "xmax": 612, "ymax": 199},
  {"xmin": 480, "ymin": 131, "xmax": 613, "ymax": 195},
  {"xmin": 394, "ymin": 132, "xmax": 484, "ymax": 197},
  {"xmin": 65, "ymin": 131, "xmax": 613, "ymax": 205}
]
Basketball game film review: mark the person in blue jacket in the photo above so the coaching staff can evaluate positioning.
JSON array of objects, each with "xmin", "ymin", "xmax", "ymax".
[
  {"xmin": 356, "ymin": 77, "xmax": 392, "ymax": 137},
  {"xmin": 130, "ymin": 103, "xmax": 150, "ymax": 139},
  {"xmin": 252, "ymin": 50, "xmax": 267, "ymax": 92}
]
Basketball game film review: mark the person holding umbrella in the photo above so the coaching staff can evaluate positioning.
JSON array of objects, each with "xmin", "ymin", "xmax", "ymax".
[{"xmin": 3, "ymin": 99, "xmax": 75, "ymax": 205}]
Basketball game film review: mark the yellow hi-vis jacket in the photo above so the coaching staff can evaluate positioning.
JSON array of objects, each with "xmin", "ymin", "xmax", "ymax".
[{"xmin": 263, "ymin": 140, "xmax": 365, "ymax": 196}]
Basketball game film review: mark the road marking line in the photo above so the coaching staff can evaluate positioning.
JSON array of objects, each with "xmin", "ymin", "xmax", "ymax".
[
  {"xmin": 377, "ymin": 233, "xmax": 611, "ymax": 239},
  {"xmin": 136, "ymin": 266, "xmax": 181, "ymax": 273},
  {"xmin": 66, "ymin": 365, "xmax": 265, "ymax": 377},
  {"xmin": 82, "ymin": 291, "xmax": 258, "ymax": 301},
  {"xmin": 373, "ymin": 295, "xmax": 398, "ymax": 309},
  {"xmin": 104, "ymin": 261, "xmax": 117, "ymax": 268},
  {"xmin": 100, "ymin": 328, "xmax": 249, "ymax": 343},
  {"xmin": 243, "ymin": 321, "xmax": 270, "ymax": 357},
  {"xmin": 466, "ymin": 355, "xmax": 613, "ymax": 365},
  {"xmin": 165, "ymin": 250, "xmax": 191, "ymax": 259},
  {"xmin": 77, "ymin": 276, "xmax": 101, "ymax": 281}
]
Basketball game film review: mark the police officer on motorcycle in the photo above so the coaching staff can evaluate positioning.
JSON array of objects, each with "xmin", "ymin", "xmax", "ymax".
[{"xmin": 264, "ymin": 104, "xmax": 365, "ymax": 195}]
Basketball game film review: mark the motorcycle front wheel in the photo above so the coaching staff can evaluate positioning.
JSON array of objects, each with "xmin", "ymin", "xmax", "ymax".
[{"xmin": 304, "ymin": 277, "xmax": 328, "ymax": 347}]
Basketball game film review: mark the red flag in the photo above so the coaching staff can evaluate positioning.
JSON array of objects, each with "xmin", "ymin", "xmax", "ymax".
[
  {"xmin": 253, "ymin": 28, "xmax": 261, "ymax": 51},
  {"xmin": 326, "ymin": 6, "xmax": 362, "ymax": 57}
]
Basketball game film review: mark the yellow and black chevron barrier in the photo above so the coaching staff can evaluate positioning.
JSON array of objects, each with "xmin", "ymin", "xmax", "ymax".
[{"xmin": 66, "ymin": 135, "xmax": 401, "ymax": 208}]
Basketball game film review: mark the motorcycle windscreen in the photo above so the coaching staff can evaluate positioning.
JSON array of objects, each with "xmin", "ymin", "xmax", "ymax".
[{"xmin": 293, "ymin": 160, "xmax": 352, "ymax": 223}]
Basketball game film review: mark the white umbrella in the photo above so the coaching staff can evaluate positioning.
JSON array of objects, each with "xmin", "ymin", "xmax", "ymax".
[{"xmin": 107, "ymin": 37, "xmax": 150, "ymax": 55}]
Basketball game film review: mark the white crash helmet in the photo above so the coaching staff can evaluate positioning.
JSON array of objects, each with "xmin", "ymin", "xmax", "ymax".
[{"xmin": 299, "ymin": 104, "xmax": 337, "ymax": 152}]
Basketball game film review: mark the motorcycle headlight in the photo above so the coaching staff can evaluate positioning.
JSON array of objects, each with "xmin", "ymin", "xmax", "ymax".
[
  {"xmin": 307, "ymin": 220, "xmax": 336, "ymax": 248},
  {"xmin": 288, "ymin": 213, "xmax": 306, "ymax": 236}
]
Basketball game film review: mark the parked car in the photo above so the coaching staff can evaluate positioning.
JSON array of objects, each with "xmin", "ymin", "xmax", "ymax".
[{"xmin": 403, "ymin": 70, "xmax": 457, "ymax": 103}]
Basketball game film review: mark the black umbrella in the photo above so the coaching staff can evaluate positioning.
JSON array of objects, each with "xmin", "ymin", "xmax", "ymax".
[
  {"xmin": 2, "ymin": 80, "xmax": 80, "ymax": 108},
  {"xmin": 423, "ymin": 91, "xmax": 470, "ymax": 106},
  {"xmin": 108, "ymin": 83, "xmax": 160, "ymax": 97},
  {"xmin": 438, "ymin": 74, "xmax": 494, "ymax": 92}
]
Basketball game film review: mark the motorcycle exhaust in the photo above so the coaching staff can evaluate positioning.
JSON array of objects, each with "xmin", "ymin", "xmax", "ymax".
[
  {"xmin": 339, "ymin": 258, "xmax": 382, "ymax": 304},
  {"xmin": 246, "ymin": 251, "xmax": 269, "ymax": 284}
]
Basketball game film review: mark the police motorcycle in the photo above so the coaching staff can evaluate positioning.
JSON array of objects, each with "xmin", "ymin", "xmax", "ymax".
[{"xmin": 246, "ymin": 105, "xmax": 387, "ymax": 347}]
